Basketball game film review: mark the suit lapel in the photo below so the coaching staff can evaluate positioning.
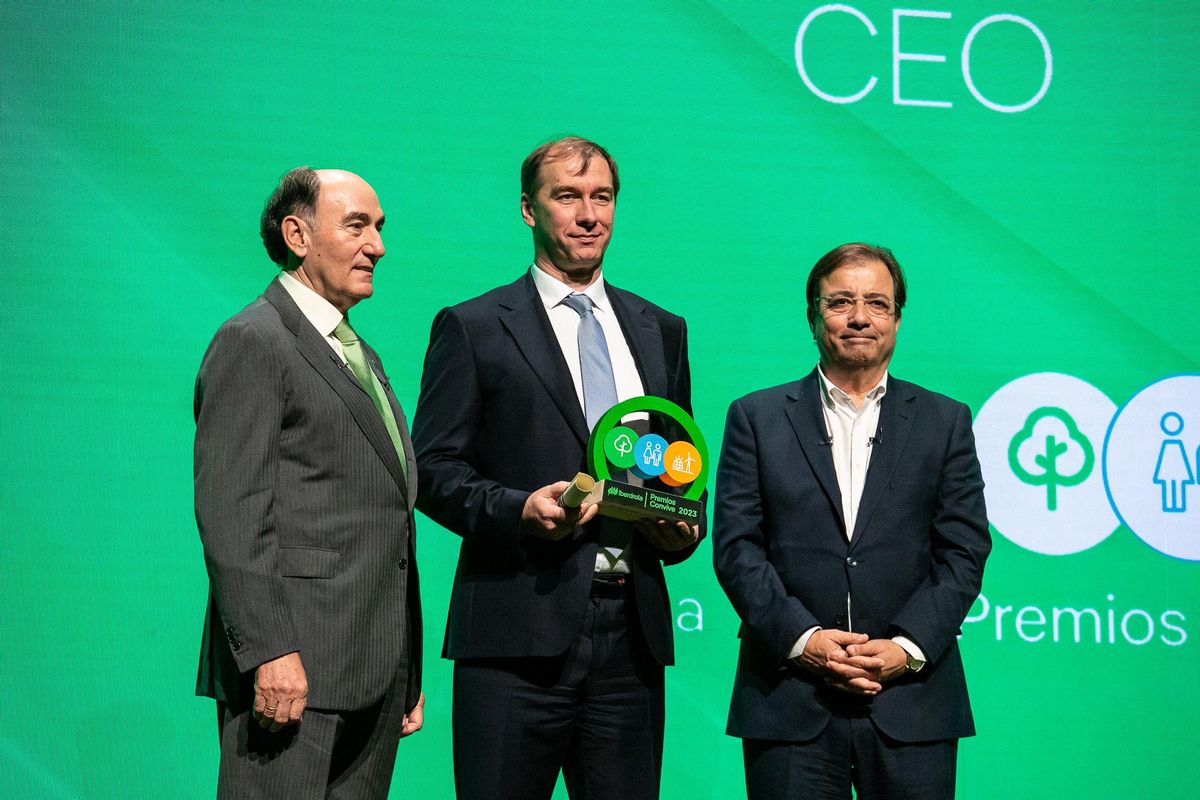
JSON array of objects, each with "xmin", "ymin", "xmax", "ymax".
[
  {"xmin": 498, "ymin": 274, "xmax": 591, "ymax": 445},
  {"xmin": 784, "ymin": 371, "xmax": 843, "ymax": 534},
  {"xmin": 607, "ymin": 284, "xmax": 667, "ymax": 399},
  {"xmin": 849, "ymin": 377, "xmax": 917, "ymax": 548},
  {"xmin": 361, "ymin": 340, "xmax": 417, "ymax": 511},
  {"xmin": 264, "ymin": 281, "xmax": 410, "ymax": 502}
]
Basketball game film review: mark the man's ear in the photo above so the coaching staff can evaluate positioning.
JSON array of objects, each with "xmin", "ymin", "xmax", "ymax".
[
  {"xmin": 520, "ymin": 193, "xmax": 536, "ymax": 229},
  {"xmin": 281, "ymin": 215, "xmax": 309, "ymax": 260}
]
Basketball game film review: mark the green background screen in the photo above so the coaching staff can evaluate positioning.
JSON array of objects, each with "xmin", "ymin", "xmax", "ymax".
[{"xmin": 3, "ymin": 2, "xmax": 1198, "ymax": 797}]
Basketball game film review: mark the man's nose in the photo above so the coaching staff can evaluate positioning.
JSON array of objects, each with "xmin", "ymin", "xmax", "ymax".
[
  {"xmin": 364, "ymin": 230, "xmax": 386, "ymax": 261},
  {"xmin": 847, "ymin": 300, "xmax": 871, "ymax": 325},
  {"xmin": 577, "ymin": 198, "xmax": 597, "ymax": 226}
]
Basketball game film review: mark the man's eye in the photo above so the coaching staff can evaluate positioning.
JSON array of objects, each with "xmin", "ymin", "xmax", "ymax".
[
  {"xmin": 827, "ymin": 298, "xmax": 853, "ymax": 311},
  {"xmin": 867, "ymin": 300, "xmax": 890, "ymax": 312}
]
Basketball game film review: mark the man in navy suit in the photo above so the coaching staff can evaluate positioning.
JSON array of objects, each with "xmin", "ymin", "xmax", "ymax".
[
  {"xmin": 413, "ymin": 137, "xmax": 700, "ymax": 800},
  {"xmin": 713, "ymin": 243, "xmax": 990, "ymax": 799}
]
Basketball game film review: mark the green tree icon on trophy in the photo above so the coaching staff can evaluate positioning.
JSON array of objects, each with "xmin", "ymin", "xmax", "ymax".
[{"xmin": 1008, "ymin": 407, "xmax": 1094, "ymax": 511}]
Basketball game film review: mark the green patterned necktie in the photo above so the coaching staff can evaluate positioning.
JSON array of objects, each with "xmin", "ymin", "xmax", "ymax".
[{"xmin": 333, "ymin": 319, "xmax": 408, "ymax": 481}]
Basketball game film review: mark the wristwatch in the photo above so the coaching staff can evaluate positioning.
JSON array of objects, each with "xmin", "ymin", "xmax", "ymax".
[{"xmin": 904, "ymin": 651, "xmax": 926, "ymax": 673}]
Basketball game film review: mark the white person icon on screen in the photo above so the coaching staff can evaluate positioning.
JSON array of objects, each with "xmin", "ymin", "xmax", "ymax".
[{"xmin": 1154, "ymin": 411, "xmax": 1195, "ymax": 513}]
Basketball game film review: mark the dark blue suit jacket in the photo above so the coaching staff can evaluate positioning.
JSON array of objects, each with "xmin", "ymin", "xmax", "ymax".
[
  {"xmin": 713, "ymin": 369, "xmax": 989, "ymax": 743},
  {"xmin": 412, "ymin": 272, "xmax": 700, "ymax": 666}
]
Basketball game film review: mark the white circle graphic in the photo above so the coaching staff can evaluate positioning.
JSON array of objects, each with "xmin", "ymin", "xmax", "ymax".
[
  {"xmin": 974, "ymin": 373, "xmax": 1118, "ymax": 554},
  {"xmin": 1103, "ymin": 375, "xmax": 1200, "ymax": 561}
]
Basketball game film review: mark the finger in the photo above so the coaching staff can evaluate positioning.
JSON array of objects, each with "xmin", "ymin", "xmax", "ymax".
[
  {"xmin": 258, "ymin": 699, "xmax": 279, "ymax": 728},
  {"xmin": 828, "ymin": 677, "xmax": 877, "ymax": 696},
  {"xmin": 577, "ymin": 503, "xmax": 600, "ymax": 526},
  {"xmin": 824, "ymin": 660, "xmax": 872, "ymax": 681},
  {"xmin": 401, "ymin": 708, "xmax": 424, "ymax": 736},
  {"xmin": 258, "ymin": 692, "xmax": 294, "ymax": 730},
  {"xmin": 269, "ymin": 700, "xmax": 290, "ymax": 732},
  {"xmin": 845, "ymin": 677, "xmax": 882, "ymax": 695},
  {"xmin": 827, "ymin": 631, "xmax": 870, "ymax": 646},
  {"xmin": 845, "ymin": 643, "xmax": 885, "ymax": 657},
  {"xmin": 288, "ymin": 695, "xmax": 307, "ymax": 724},
  {"xmin": 840, "ymin": 655, "xmax": 886, "ymax": 670}
]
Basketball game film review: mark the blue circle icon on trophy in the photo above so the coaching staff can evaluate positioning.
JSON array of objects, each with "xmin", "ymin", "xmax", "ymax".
[
  {"xmin": 1104, "ymin": 375, "xmax": 1200, "ymax": 560},
  {"xmin": 630, "ymin": 433, "xmax": 669, "ymax": 480}
]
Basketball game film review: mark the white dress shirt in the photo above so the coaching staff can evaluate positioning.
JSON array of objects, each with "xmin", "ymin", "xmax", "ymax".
[
  {"xmin": 278, "ymin": 270, "xmax": 348, "ymax": 363},
  {"xmin": 791, "ymin": 367, "xmax": 925, "ymax": 665},
  {"xmin": 531, "ymin": 266, "xmax": 645, "ymax": 414},
  {"xmin": 530, "ymin": 266, "xmax": 646, "ymax": 573}
]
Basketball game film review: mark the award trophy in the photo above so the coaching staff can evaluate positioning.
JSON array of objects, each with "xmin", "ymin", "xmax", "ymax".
[{"xmin": 577, "ymin": 396, "xmax": 708, "ymax": 524}]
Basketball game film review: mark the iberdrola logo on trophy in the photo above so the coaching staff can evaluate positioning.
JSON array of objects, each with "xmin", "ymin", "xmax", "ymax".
[{"xmin": 558, "ymin": 396, "xmax": 708, "ymax": 524}]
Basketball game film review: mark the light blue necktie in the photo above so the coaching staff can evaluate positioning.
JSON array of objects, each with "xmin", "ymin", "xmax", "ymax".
[{"xmin": 561, "ymin": 293, "xmax": 619, "ymax": 430}]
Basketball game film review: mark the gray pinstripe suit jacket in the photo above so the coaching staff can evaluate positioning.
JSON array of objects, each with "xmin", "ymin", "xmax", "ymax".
[{"xmin": 194, "ymin": 278, "xmax": 421, "ymax": 713}]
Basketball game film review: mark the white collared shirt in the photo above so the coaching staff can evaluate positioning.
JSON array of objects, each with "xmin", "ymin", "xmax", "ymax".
[
  {"xmin": 277, "ymin": 270, "xmax": 348, "ymax": 363},
  {"xmin": 530, "ymin": 265, "xmax": 646, "ymax": 573},
  {"xmin": 817, "ymin": 366, "xmax": 887, "ymax": 540},
  {"xmin": 791, "ymin": 367, "xmax": 925, "ymax": 665},
  {"xmin": 530, "ymin": 265, "xmax": 645, "ymax": 413}
]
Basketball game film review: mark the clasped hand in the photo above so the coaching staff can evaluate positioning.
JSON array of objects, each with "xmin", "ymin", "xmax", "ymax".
[{"xmin": 798, "ymin": 630, "xmax": 908, "ymax": 696}]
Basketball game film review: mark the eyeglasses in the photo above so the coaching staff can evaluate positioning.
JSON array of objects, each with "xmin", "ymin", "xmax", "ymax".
[{"xmin": 815, "ymin": 295, "xmax": 896, "ymax": 318}]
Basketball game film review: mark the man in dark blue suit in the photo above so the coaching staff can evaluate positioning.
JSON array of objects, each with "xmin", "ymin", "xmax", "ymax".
[
  {"xmin": 413, "ymin": 137, "xmax": 700, "ymax": 800},
  {"xmin": 713, "ymin": 243, "xmax": 990, "ymax": 799}
]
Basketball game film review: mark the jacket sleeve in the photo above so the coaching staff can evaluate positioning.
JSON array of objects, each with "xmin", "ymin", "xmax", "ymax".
[
  {"xmin": 713, "ymin": 398, "xmax": 820, "ymax": 661},
  {"xmin": 412, "ymin": 307, "xmax": 530, "ymax": 550},
  {"xmin": 888, "ymin": 402, "xmax": 991, "ymax": 662},
  {"xmin": 194, "ymin": 320, "xmax": 299, "ymax": 673}
]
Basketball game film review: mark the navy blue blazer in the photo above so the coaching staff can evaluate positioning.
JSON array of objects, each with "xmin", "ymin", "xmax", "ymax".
[
  {"xmin": 412, "ymin": 272, "xmax": 700, "ymax": 666},
  {"xmin": 713, "ymin": 369, "xmax": 989, "ymax": 743}
]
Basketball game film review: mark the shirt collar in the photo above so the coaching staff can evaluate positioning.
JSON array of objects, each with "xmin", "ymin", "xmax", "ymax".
[
  {"xmin": 816, "ymin": 365, "xmax": 889, "ymax": 410},
  {"xmin": 530, "ymin": 264, "xmax": 610, "ymax": 315},
  {"xmin": 277, "ymin": 270, "xmax": 345, "ymax": 337}
]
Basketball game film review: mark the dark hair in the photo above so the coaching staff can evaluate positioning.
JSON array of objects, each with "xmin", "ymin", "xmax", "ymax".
[
  {"xmin": 805, "ymin": 243, "xmax": 907, "ymax": 329},
  {"xmin": 260, "ymin": 167, "xmax": 321, "ymax": 266},
  {"xmin": 520, "ymin": 136, "xmax": 620, "ymax": 198}
]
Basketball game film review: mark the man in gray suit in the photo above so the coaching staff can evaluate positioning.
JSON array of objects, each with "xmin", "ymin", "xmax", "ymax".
[{"xmin": 194, "ymin": 167, "xmax": 423, "ymax": 799}]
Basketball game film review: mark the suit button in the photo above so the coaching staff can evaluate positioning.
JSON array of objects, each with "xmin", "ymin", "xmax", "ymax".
[
  {"xmin": 398, "ymin": 558, "xmax": 408, "ymax": 570},
  {"xmin": 846, "ymin": 557, "xmax": 858, "ymax": 567}
]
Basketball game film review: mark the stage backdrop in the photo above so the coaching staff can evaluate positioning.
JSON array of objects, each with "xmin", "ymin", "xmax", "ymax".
[{"xmin": 3, "ymin": 2, "xmax": 1197, "ymax": 797}]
